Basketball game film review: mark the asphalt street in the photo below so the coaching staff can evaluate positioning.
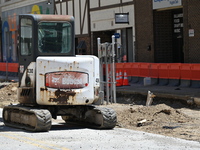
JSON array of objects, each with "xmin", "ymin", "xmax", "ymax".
[{"xmin": 0, "ymin": 108, "xmax": 200, "ymax": 150}]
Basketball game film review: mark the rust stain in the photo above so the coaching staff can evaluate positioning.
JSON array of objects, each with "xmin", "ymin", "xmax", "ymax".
[
  {"xmin": 73, "ymin": 61, "xmax": 79, "ymax": 67},
  {"xmin": 48, "ymin": 89, "xmax": 76, "ymax": 104}
]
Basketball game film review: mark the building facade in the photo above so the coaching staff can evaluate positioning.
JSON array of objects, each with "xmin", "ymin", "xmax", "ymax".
[
  {"xmin": 55, "ymin": 0, "xmax": 135, "ymax": 62},
  {"xmin": 135, "ymin": 0, "xmax": 200, "ymax": 63},
  {"xmin": 0, "ymin": 0, "xmax": 54, "ymax": 62},
  {"xmin": 1, "ymin": 0, "xmax": 200, "ymax": 63}
]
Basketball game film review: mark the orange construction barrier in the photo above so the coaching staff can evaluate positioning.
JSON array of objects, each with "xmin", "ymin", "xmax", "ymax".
[
  {"xmin": 119, "ymin": 70, "xmax": 123, "ymax": 85},
  {"xmin": 115, "ymin": 63, "xmax": 125, "ymax": 73},
  {"xmin": 158, "ymin": 63, "xmax": 169, "ymax": 79},
  {"xmin": 131, "ymin": 62, "xmax": 140, "ymax": 77},
  {"xmin": 116, "ymin": 71, "xmax": 121, "ymax": 86},
  {"xmin": 139, "ymin": 63, "xmax": 150, "ymax": 77},
  {"xmin": 190, "ymin": 64, "xmax": 200, "ymax": 80},
  {"xmin": 0, "ymin": 63, "xmax": 6, "ymax": 71},
  {"xmin": 168, "ymin": 63, "xmax": 181, "ymax": 79},
  {"xmin": 123, "ymin": 70, "xmax": 130, "ymax": 86},
  {"xmin": 149, "ymin": 63, "xmax": 159, "ymax": 79},
  {"xmin": 190, "ymin": 64, "xmax": 200, "ymax": 88},
  {"xmin": 124, "ymin": 62, "xmax": 133, "ymax": 77},
  {"xmin": 180, "ymin": 64, "xmax": 191, "ymax": 80}
]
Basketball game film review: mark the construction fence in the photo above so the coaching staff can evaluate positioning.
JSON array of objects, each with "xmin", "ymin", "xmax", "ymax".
[{"xmin": 114, "ymin": 62, "xmax": 200, "ymax": 88}]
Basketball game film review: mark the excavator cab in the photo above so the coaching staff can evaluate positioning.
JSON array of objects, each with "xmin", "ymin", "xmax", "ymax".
[
  {"xmin": 19, "ymin": 14, "xmax": 74, "ymax": 55},
  {"xmin": 18, "ymin": 14, "xmax": 75, "ymax": 104}
]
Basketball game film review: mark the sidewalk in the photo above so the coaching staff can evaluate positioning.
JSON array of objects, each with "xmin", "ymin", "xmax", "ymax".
[{"xmin": 116, "ymin": 83, "xmax": 200, "ymax": 102}]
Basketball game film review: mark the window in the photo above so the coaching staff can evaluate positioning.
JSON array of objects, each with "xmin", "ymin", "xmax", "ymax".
[
  {"xmin": 20, "ymin": 18, "xmax": 33, "ymax": 55},
  {"xmin": 38, "ymin": 22, "xmax": 72, "ymax": 54}
]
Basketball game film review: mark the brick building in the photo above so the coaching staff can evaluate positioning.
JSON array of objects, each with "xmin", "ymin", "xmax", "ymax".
[
  {"xmin": 55, "ymin": 0, "xmax": 135, "ymax": 62},
  {"xmin": 55, "ymin": 0, "xmax": 200, "ymax": 63},
  {"xmin": 1, "ymin": 0, "xmax": 200, "ymax": 63},
  {"xmin": 135, "ymin": 0, "xmax": 200, "ymax": 63}
]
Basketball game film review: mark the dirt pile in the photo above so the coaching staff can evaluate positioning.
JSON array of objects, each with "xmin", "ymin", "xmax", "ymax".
[
  {"xmin": 0, "ymin": 82, "xmax": 18, "ymax": 107},
  {"xmin": 105, "ymin": 103, "xmax": 200, "ymax": 141},
  {"xmin": 117, "ymin": 104, "xmax": 192, "ymax": 128}
]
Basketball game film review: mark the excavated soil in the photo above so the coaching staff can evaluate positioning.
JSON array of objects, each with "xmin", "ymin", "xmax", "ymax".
[
  {"xmin": 0, "ymin": 82, "xmax": 200, "ymax": 142},
  {"xmin": 0, "ymin": 82, "xmax": 18, "ymax": 107}
]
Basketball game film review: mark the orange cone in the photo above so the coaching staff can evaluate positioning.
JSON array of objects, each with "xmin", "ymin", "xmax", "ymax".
[
  {"xmin": 119, "ymin": 70, "xmax": 123, "ymax": 86},
  {"xmin": 123, "ymin": 70, "xmax": 130, "ymax": 86},
  {"xmin": 116, "ymin": 71, "xmax": 121, "ymax": 86}
]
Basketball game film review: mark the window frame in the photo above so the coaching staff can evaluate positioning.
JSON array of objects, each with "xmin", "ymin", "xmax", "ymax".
[
  {"xmin": 37, "ymin": 21, "xmax": 73, "ymax": 55},
  {"xmin": 19, "ymin": 17, "xmax": 33, "ymax": 56}
]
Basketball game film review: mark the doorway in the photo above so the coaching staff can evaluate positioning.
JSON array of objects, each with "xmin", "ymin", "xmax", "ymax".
[
  {"xmin": 172, "ymin": 9, "xmax": 184, "ymax": 63},
  {"xmin": 154, "ymin": 8, "xmax": 183, "ymax": 63},
  {"xmin": 92, "ymin": 30, "xmax": 115, "ymax": 57}
]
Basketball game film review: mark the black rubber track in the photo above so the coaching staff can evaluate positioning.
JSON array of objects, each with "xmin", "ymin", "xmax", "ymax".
[{"xmin": 3, "ymin": 105, "xmax": 52, "ymax": 132}]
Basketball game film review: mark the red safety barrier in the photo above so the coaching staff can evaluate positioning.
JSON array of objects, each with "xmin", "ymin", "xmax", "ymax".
[
  {"xmin": 158, "ymin": 63, "xmax": 169, "ymax": 79},
  {"xmin": 168, "ymin": 63, "xmax": 181, "ymax": 79},
  {"xmin": 123, "ymin": 62, "xmax": 133, "ymax": 77},
  {"xmin": 0, "ymin": 63, "xmax": 6, "ymax": 71},
  {"xmin": 190, "ymin": 64, "xmax": 200, "ymax": 80},
  {"xmin": 180, "ymin": 64, "xmax": 192, "ymax": 80},
  {"xmin": 139, "ymin": 63, "xmax": 150, "ymax": 77},
  {"xmin": 0, "ymin": 63, "xmax": 18, "ymax": 72},
  {"xmin": 115, "ymin": 63, "xmax": 125, "ymax": 73},
  {"xmin": 8, "ymin": 63, "xmax": 18, "ymax": 72},
  {"xmin": 131, "ymin": 62, "xmax": 140, "ymax": 77},
  {"xmin": 7, "ymin": 64, "xmax": 12, "ymax": 72},
  {"xmin": 149, "ymin": 63, "xmax": 159, "ymax": 78},
  {"xmin": 110, "ymin": 62, "xmax": 200, "ymax": 82}
]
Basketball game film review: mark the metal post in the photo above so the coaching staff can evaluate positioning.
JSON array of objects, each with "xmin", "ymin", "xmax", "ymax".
[
  {"xmin": 6, "ymin": 60, "xmax": 8, "ymax": 81},
  {"xmin": 108, "ymin": 44, "xmax": 113, "ymax": 103},
  {"xmin": 112, "ymin": 35, "xmax": 116, "ymax": 103},
  {"xmin": 105, "ymin": 43, "xmax": 110, "ymax": 104},
  {"xmin": 97, "ymin": 38, "xmax": 101, "ymax": 58},
  {"xmin": 97, "ymin": 38, "xmax": 104, "ymax": 104}
]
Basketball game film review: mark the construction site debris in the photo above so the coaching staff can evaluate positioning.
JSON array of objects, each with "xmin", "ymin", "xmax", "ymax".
[{"xmin": 0, "ymin": 82, "xmax": 200, "ymax": 142}]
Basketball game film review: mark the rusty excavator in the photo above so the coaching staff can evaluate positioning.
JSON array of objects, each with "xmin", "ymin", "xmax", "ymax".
[{"xmin": 2, "ymin": 14, "xmax": 117, "ymax": 131}]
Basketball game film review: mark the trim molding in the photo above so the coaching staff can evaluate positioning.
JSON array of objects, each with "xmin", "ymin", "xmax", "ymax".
[{"xmin": 90, "ymin": 1, "xmax": 134, "ymax": 12}]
